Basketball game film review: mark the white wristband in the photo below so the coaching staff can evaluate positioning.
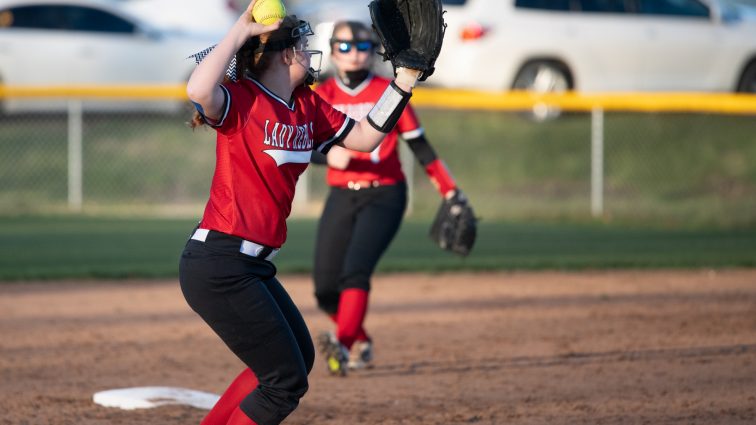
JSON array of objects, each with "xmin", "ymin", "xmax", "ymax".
[{"xmin": 367, "ymin": 82, "xmax": 412, "ymax": 133}]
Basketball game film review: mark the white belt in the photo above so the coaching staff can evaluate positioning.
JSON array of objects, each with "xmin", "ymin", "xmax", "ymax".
[
  {"xmin": 346, "ymin": 180, "xmax": 381, "ymax": 190},
  {"xmin": 191, "ymin": 228, "xmax": 279, "ymax": 261}
]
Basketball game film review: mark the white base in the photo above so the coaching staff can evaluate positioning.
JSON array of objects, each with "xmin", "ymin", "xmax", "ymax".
[{"xmin": 93, "ymin": 386, "xmax": 220, "ymax": 410}]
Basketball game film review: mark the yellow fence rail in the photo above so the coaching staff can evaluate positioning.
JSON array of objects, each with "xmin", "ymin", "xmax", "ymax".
[
  {"xmin": 412, "ymin": 90, "xmax": 756, "ymax": 115},
  {"xmin": 0, "ymin": 84, "xmax": 188, "ymax": 100},
  {"xmin": 2, "ymin": 84, "xmax": 756, "ymax": 114}
]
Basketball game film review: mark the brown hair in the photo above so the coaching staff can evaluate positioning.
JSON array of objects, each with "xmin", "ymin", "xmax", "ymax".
[
  {"xmin": 189, "ymin": 15, "xmax": 303, "ymax": 128},
  {"xmin": 330, "ymin": 21, "xmax": 375, "ymax": 47}
]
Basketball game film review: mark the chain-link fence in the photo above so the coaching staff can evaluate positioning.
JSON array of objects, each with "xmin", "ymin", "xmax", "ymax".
[
  {"xmin": 2, "ymin": 95, "xmax": 755, "ymax": 227},
  {"xmin": 1, "ymin": 100, "xmax": 214, "ymax": 216}
]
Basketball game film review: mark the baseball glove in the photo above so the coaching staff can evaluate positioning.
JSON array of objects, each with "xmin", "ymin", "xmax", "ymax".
[
  {"xmin": 429, "ymin": 191, "xmax": 477, "ymax": 256},
  {"xmin": 368, "ymin": 0, "xmax": 446, "ymax": 81}
]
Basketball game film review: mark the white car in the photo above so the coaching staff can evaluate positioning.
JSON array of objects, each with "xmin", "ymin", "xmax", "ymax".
[
  {"xmin": 115, "ymin": 0, "xmax": 239, "ymax": 35},
  {"xmin": 0, "ymin": 0, "xmax": 223, "ymax": 112},
  {"xmin": 432, "ymin": 0, "xmax": 756, "ymax": 94}
]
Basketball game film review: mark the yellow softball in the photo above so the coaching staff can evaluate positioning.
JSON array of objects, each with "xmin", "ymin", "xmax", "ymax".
[{"xmin": 252, "ymin": 0, "xmax": 286, "ymax": 25}]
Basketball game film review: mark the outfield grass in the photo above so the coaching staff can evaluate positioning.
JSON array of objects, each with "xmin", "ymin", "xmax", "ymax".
[
  {"xmin": 413, "ymin": 110, "xmax": 756, "ymax": 225},
  {"xmin": 2, "ymin": 110, "xmax": 755, "ymax": 226},
  {"xmin": 1, "ymin": 216, "xmax": 754, "ymax": 281}
]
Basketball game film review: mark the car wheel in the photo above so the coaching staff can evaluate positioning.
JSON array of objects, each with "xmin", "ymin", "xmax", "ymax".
[
  {"xmin": 512, "ymin": 60, "xmax": 572, "ymax": 121},
  {"xmin": 737, "ymin": 60, "xmax": 756, "ymax": 93}
]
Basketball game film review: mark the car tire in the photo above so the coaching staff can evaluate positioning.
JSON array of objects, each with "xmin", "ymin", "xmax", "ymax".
[
  {"xmin": 512, "ymin": 60, "xmax": 572, "ymax": 121},
  {"xmin": 736, "ymin": 60, "xmax": 756, "ymax": 93}
]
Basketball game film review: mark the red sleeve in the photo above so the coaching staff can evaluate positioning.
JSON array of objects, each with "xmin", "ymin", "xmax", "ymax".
[
  {"xmin": 395, "ymin": 102, "xmax": 423, "ymax": 140},
  {"xmin": 311, "ymin": 90, "xmax": 355, "ymax": 154},
  {"xmin": 211, "ymin": 81, "xmax": 254, "ymax": 135},
  {"xmin": 425, "ymin": 159, "xmax": 458, "ymax": 197}
]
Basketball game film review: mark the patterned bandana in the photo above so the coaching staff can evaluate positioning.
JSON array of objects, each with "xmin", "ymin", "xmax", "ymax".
[{"xmin": 189, "ymin": 45, "xmax": 238, "ymax": 80}]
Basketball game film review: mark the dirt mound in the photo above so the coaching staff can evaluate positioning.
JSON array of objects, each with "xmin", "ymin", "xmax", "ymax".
[{"xmin": 1, "ymin": 270, "xmax": 755, "ymax": 424}]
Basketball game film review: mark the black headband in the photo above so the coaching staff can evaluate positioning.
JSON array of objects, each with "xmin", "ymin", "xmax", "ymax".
[{"xmin": 252, "ymin": 20, "xmax": 313, "ymax": 54}]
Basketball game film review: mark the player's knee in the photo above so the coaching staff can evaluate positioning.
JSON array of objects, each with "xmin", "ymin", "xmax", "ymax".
[{"xmin": 314, "ymin": 290, "xmax": 339, "ymax": 315}]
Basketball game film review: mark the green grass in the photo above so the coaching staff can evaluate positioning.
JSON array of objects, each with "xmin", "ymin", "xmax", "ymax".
[
  {"xmin": 411, "ymin": 110, "xmax": 756, "ymax": 225},
  {"xmin": 2, "ymin": 110, "xmax": 755, "ymax": 226},
  {"xmin": 1, "ymin": 216, "xmax": 754, "ymax": 281}
]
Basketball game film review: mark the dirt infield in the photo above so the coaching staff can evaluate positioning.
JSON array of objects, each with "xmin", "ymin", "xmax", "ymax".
[{"xmin": 1, "ymin": 270, "xmax": 755, "ymax": 425}]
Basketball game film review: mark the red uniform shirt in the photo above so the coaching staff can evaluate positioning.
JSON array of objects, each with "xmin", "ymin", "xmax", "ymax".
[
  {"xmin": 199, "ymin": 78, "xmax": 353, "ymax": 248},
  {"xmin": 315, "ymin": 74, "xmax": 422, "ymax": 188}
]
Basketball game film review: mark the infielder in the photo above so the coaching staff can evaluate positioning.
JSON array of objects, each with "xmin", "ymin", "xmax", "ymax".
[
  {"xmin": 178, "ymin": 3, "xmax": 431, "ymax": 425},
  {"xmin": 310, "ymin": 21, "xmax": 465, "ymax": 376}
]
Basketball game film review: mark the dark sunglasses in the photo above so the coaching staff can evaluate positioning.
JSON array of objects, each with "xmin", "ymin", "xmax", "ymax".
[{"xmin": 334, "ymin": 40, "xmax": 374, "ymax": 53}]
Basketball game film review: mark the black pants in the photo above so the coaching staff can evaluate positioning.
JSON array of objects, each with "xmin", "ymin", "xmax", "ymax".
[
  {"xmin": 313, "ymin": 182, "xmax": 407, "ymax": 314},
  {"xmin": 179, "ymin": 233, "xmax": 314, "ymax": 425}
]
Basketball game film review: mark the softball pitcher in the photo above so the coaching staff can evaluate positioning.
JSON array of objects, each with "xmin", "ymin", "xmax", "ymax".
[
  {"xmin": 179, "ymin": 2, "xmax": 427, "ymax": 423},
  {"xmin": 311, "ymin": 21, "xmax": 464, "ymax": 376}
]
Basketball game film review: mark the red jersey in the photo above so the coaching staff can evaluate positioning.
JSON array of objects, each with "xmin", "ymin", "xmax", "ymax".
[
  {"xmin": 199, "ymin": 78, "xmax": 353, "ymax": 248},
  {"xmin": 315, "ymin": 74, "xmax": 422, "ymax": 188}
]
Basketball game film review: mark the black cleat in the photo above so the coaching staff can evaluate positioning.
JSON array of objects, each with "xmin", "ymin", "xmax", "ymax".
[{"xmin": 317, "ymin": 331, "xmax": 349, "ymax": 376}]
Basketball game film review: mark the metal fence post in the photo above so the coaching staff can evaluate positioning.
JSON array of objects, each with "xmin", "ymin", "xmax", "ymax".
[
  {"xmin": 68, "ymin": 99, "xmax": 83, "ymax": 211},
  {"xmin": 591, "ymin": 106, "xmax": 604, "ymax": 217}
]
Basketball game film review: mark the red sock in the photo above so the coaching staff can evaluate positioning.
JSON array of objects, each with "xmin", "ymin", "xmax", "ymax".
[
  {"xmin": 225, "ymin": 406, "xmax": 258, "ymax": 425},
  {"xmin": 201, "ymin": 368, "xmax": 258, "ymax": 425},
  {"xmin": 336, "ymin": 288, "xmax": 369, "ymax": 349},
  {"xmin": 330, "ymin": 303, "xmax": 369, "ymax": 343}
]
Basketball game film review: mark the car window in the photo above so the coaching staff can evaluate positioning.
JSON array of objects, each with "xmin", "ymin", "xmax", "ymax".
[
  {"xmin": 0, "ymin": 5, "xmax": 67, "ymax": 29},
  {"xmin": 637, "ymin": 0, "xmax": 709, "ymax": 17},
  {"xmin": 0, "ymin": 5, "xmax": 135, "ymax": 33},
  {"xmin": 66, "ymin": 6, "xmax": 135, "ymax": 33},
  {"xmin": 515, "ymin": 0, "xmax": 571, "ymax": 11},
  {"xmin": 578, "ymin": 0, "xmax": 628, "ymax": 12}
]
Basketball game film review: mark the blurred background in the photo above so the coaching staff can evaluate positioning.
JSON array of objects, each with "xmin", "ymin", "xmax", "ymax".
[{"xmin": 1, "ymin": 0, "xmax": 755, "ymax": 279}]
